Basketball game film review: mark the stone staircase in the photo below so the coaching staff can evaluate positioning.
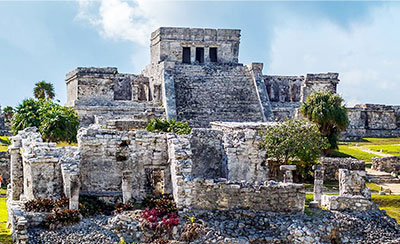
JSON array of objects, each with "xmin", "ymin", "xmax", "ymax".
[
  {"xmin": 173, "ymin": 64, "xmax": 264, "ymax": 127},
  {"xmin": 366, "ymin": 168, "xmax": 400, "ymax": 184}
]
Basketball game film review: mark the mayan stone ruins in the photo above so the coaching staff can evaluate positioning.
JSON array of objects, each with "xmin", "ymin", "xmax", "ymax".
[{"xmin": 3, "ymin": 27, "xmax": 400, "ymax": 243}]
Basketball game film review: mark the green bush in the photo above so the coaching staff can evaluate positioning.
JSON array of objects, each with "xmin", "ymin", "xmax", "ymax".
[
  {"xmin": 43, "ymin": 209, "xmax": 81, "ymax": 229},
  {"xmin": 11, "ymin": 98, "xmax": 79, "ymax": 143},
  {"xmin": 260, "ymin": 119, "xmax": 328, "ymax": 181},
  {"xmin": 146, "ymin": 118, "xmax": 191, "ymax": 135}
]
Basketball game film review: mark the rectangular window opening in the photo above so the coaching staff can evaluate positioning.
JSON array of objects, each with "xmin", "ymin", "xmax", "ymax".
[
  {"xmin": 209, "ymin": 47, "xmax": 218, "ymax": 63},
  {"xmin": 182, "ymin": 47, "xmax": 191, "ymax": 64},
  {"xmin": 195, "ymin": 47, "xmax": 204, "ymax": 64}
]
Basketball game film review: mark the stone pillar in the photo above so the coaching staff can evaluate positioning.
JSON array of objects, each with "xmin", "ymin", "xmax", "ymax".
[
  {"xmin": 310, "ymin": 165, "xmax": 324, "ymax": 208},
  {"xmin": 9, "ymin": 136, "xmax": 23, "ymax": 200},
  {"xmin": 122, "ymin": 170, "xmax": 133, "ymax": 203},
  {"xmin": 339, "ymin": 169, "xmax": 370, "ymax": 199},
  {"xmin": 280, "ymin": 165, "xmax": 296, "ymax": 183},
  {"xmin": 69, "ymin": 173, "xmax": 80, "ymax": 210}
]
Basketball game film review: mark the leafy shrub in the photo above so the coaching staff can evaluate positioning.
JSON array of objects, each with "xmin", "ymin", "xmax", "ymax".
[
  {"xmin": 11, "ymin": 98, "xmax": 79, "ymax": 143},
  {"xmin": 180, "ymin": 222, "xmax": 204, "ymax": 242},
  {"xmin": 139, "ymin": 194, "xmax": 180, "ymax": 241},
  {"xmin": 114, "ymin": 202, "xmax": 136, "ymax": 214},
  {"xmin": 55, "ymin": 197, "xmax": 69, "ymax": 209},
  {"xmin": 146, "ymin": 118, "xmax": 191, "ymax": 135},
  {"xmin": 79, "ymin": 195, "xmax": 114, "ymax": 217},
  {"xmin": 260, "ymin": 119, "xmax": 328, "ymax": 181},
  {"xmin": 43, "ymin": 209, "xmax": 81, "ymax": 230},
  {"xmin": 24, "ymin": 198, "xmax": 55, "ymax": 212}
]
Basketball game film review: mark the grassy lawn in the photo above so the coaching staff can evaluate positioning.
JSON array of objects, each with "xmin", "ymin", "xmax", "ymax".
[
  {"xmin": 371, "ymin": 195, "xmax": 400, "ymax": 224},
  {"xmin": 0, "ymin": 190, "xmax": 12, "ymax": 244},
  {"xmin": 330, "ymin": 137, "xmax": 400, "ymax": 162}
]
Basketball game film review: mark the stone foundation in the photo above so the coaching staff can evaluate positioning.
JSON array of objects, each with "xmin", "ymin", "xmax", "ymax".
[
  {"xmin": 320, "ymin": 157, "xmax": 365, "ymax": 181},
  {"xmin": 372, "ymin": 156, "xmax": 400, "ymax": 174}
]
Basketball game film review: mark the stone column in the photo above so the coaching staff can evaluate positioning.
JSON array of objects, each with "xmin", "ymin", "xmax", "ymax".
[
  {"xmin": 280, "ymin": 165, "xmax": 296, "ymax": 183},
  {"xmin": 69, "ymin": 173, "xmax": 80, "ymax": 210},
  {"xmin": 9, "ymin": 136, "xmax": 23, "ymax": 200},
  {"xmin": 310, "ymin": 165, "xmax": 324, "ymax": 208},
  {"xmin": 122, "ymin": 170, "xmax": 133, "ymax": 203}
]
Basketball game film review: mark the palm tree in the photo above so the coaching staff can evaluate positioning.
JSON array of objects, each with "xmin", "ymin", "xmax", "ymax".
[{"xmin": 33, "ymin": 81, "xmax": 55, "ymax": 100}]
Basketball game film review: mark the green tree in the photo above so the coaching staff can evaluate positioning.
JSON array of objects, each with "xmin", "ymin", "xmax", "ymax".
[
  {"xmin": 299, "ymin": 91, "xmax": 349, "ymax": 151},
  {"xmin": 11, "ymin": 99, "xmax": 79, "ymax": 143},
  {"xmin": 33, "ymin": 81, "xmax": 55, "ymax": 100},
  {"xmin": 3, "ymin": 106, "xmax": 14, "ymax": 122},
  {"xmin": 260, "ymin": 119, "xmax": 328, "ymax": 181}
]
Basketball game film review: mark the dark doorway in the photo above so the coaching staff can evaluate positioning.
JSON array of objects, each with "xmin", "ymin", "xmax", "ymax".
[
  {"xmin": 209, "ymin": 47, "xmax": 217, "ymax": 63},
  {"xmin": 195, "ymin": 47, "xmax": 204, "ymax": 64},
  {"xmin": 182, "ymin": 47, "xmax": 191, "ymax": 64}
]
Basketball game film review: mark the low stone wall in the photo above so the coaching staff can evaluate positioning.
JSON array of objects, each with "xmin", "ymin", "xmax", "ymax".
[
  {"xmin": 320, "ymin": 157, "xmax": 365, "ymax": 181},
  {"xmin": 321, "ymin": 195, "xmax": 374, "ymax": 211},
  {"xmin": 190, "ymin": 179, "xmax": 305, "ymax": 212},
  {"xmin": 372, "ymin": 156, "xmax": 400, "ymax": 174},
  {"xmin": 7, "ymin": 198, "xmax": 28, "ymax": 244},
  {"xmin": 0, "ymin": 151, "xmax": 9, "ymax": 186}
]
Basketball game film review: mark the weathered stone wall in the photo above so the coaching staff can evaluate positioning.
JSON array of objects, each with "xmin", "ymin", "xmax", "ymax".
[
  {"xmin": 0, "ymin": 151, "xmax": 9, "ymax": 187},
  {"xmin": 173, "ymin": 64, "xmax": 264, "ymax": 127},
  {"xmin": 150, "ymin": 27, "xmax": 240, "ymax": 65},
  {"xmin": 320, "ymin": 157, "xmax": 365, "ymax": 181},
  {"xmin": 322, "ymin": 169, "xmax": 373, "ymax": 212},
  {"xmin": 300, "ymin": 73, "xmax": 339, "ymax": 102},
  {"xmin": 190, "ymin": 179, "xmax": 305, "ymax": 212},
  {"xmin": 372, "ymin": 156, "xmax": 400, "ymax": 174},
  {"xmin": 78, "ymin": 126, "xmax": 169, "ymax": 201},
  {"xmin": 66, "ymin": 67, "xmax": 165, "ymax": 127},
  {"xmin": 212, "ymin": 122, "xmax": 270, "ymax": 183},
  {"xmin": 343, "ymin": 104, "xmax": 400, "ymax": 140},
  {"xmin": 168, "ymin": 123, "xmax": 304, "ymax": 213}
]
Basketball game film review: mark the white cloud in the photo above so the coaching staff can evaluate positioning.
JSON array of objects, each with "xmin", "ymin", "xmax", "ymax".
[
  {"xmin": 76, "ymin": 0, "xmax": 158, "ymax": 46},
  {"xmin": 267, "ymin": 4, "xmax": 400, "ymax": 105}
]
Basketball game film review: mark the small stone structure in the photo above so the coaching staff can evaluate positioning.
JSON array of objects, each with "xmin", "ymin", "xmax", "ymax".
[
  {"xmin": 322, "ymin": 169, "xmax": 374, "ymax": 211},
  {"xmin": 320, "ymin": 157, "xmax": 365, "ymax": 181},
  {"xmin": 280, "ymin": 165, "xmax": 296, "ymax": 183},
  {"xmin": 372, "ymin": 156, "xmax": 400, "ymax": 174},
  {"xmin": 310, "ymin": 165, "xmax": 324, "ymax": 208}
]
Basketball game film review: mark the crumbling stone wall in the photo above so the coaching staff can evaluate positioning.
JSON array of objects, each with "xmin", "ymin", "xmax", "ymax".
[
  {"xmin": 168, "ymin": 123, "xmax": 304, "ymax": 213},
  {"xmin": 0, "ymin": 151, "xmax": 9, "ymax": 187},
  {"xmin": 78, "ymin": 126, "xmax": 169, "ymax": 201},
  {"xmin": 372, "ymin": 156, "xmax": 400, "ymax": 174},
  {"xmin": 320, "ymin": 157, "xmax": 365, "ymax": 181},
  {"xmin": 190, "ymin": 179, "xmax": 305, "ymax": 212},
  {"xmin": 343, "ymin": 104, "xmax": 400, "ymax": 140},
  {"xmin": 322, "ymin": 169, "xmax": 373, "ymax": 212}
]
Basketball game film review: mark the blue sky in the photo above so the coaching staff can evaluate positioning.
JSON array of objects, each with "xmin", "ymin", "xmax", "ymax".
[{"xmin": 0, "ymin": 0, "xmax": 399, "ymax": 108}]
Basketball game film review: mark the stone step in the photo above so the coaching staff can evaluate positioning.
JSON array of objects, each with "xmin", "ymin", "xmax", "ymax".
[{"xmin": 366, "ymin": 174, "xmax": 400, "ymax": 184}]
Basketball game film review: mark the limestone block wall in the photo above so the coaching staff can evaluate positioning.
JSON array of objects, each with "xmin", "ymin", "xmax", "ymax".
[
  {"xmin": 300, "ymin": 73, "xmax": 339, "ymax": 102},
  {"xmin": 190, "ymin": 179, "xmax": 305, "ymax": 212},
  {"xmin": 150, "ymin": 27, "xmax": 240, "ymax": 65},
  {"xmin": 0, "ymin": 151, "xmax": 9, "ymax": 186},
  {"xmin": 320, "ymin": 157, "xmax": 365, "ymax": 181},
  {"xmin": 343, "ymin": 104, "xmax": 400, "ymax": 139},
  {"xmin": 173, "ymin": 64, "xmax": 264, "ymax": 127},
  {"xmin": 78, "ymin": 126, "xmax": 169, "ymax": 200},
  {"xmin": 322, "ymin": 169, "xmax": 373, "ymax": 212},
  {"xmin": 372, "ymin": 156, "xmax": 400, "ymax": 174}
]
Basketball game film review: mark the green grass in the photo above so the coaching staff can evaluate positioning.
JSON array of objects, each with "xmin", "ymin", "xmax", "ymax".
[
  {"xmin": 366, "ymin": 145, "xmax": 400, "ymax": 157},
  {"xmin": 330, "ymin": 137, "xmax": 400, "ymax": 162},
  {"xmin": 56, "ymin": 141, "xmax": 78, "ymax": 147},
  {"xmin": 0, "ymin": 145, "xmax": 8, "ymax": 152},
  {"xmin": 366, "ymin": 182, "xmax": 381, "ymax": 192},
  {"xmin": 0, "ymin": 191, "xmax": 12, "ymax": 244},
  {"xmin": 371, "ymin": 195, "xmax": 400, "ymax": 223},
  {"xmin": 331, "ymin": 144, "xmax": 380, "ymax": 161},
  {"xmin": 0, "ymin": 136, "xmax": 10, "ymax": 152}
]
